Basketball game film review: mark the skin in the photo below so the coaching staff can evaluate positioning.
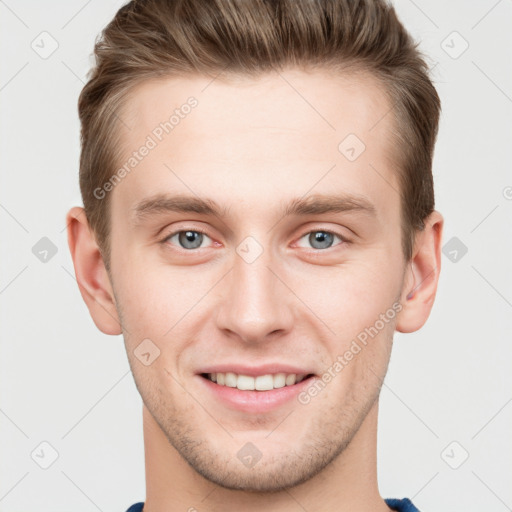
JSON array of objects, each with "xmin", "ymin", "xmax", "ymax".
[{"xmin": 67, "ymin": 68, "xmax": 443, "ymax": 512}]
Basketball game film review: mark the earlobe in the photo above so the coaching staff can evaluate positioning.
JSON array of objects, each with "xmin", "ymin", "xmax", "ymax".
[
  {"xmin": 395, "ymin": 210, "xmax": 444, "ymax": 333},
  {"xmin": 66, "ymin": 206, "xmax": 123, "ymax": 335}
]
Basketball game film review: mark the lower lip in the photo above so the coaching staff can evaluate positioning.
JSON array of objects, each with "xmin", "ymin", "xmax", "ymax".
[{"xmin": 197, "ymin": 374, "xmax": 315, "ymax": 414}]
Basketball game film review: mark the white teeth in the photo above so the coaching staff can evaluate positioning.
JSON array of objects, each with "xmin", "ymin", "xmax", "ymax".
[
  {"xmin": 224, "ymin": 372, "xmax": 237, "ymax": 387},
  {"xmin": 237, "ymin": 375, "xmax": 255, "ymax": 390},
  {"xmin": 255, "ymin": 374, "xmax": 274, "ymax": 391},
  {"xmin": 273, "ymin": 373, "xmax": 286, "ymax": 388},
  {"xmin": 285, "ymin": 374, "xmax": 296, "ymax": 386},
  {"xmin": 207, "ymin": 372, "xmax": 309, "ymax": 390}
]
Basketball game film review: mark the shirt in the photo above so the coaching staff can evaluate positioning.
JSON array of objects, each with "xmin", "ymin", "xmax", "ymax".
[{"xmin": 125, "ymin": 497, "xmax": 420, "ymax": 511}]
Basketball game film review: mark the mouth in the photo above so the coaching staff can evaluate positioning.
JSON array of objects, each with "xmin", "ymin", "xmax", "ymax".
[
  {"xmin": 197, "ymin": 371, "xmax": 317, "ymax": 413},
  {"xmin": 199, "ymin": 372, "xmax": 316, "ymax": 391}
]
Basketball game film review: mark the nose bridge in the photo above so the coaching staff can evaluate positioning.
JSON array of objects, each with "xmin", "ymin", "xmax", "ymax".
[{"xmin": 215, "ymin": 238, "xmax": 293, "ymax": 343}]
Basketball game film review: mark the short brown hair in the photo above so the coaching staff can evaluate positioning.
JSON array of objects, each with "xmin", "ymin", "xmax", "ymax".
[{"xmin": 78, "ymin": 0, "xmax": 441, "ymax": 271}]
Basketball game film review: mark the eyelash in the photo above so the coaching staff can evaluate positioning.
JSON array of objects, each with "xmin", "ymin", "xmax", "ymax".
[{"xmin": 160, "ymin": 227, "xmax": 350, "ymax": 251}]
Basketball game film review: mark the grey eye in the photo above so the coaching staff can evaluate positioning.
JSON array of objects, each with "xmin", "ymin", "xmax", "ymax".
[
  {"xmin": 297, "ymin": 231, "xmax": 342, "ymax": 250},
  {"xmin": 169, "ymin": 230, "xmax": 210, "ymax": 250}
]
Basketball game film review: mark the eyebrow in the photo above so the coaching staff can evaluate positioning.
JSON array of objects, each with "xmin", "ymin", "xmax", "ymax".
[{"xmin": 131, "ymin": 192, "xmax": 377, "ymax": 223}]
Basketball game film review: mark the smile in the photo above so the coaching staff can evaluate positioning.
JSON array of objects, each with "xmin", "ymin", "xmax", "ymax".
[
  {"xmin": 202, "ymin": 372, "xmax": 313, "ymax": 391},
  {"xmin": 197, "ymin": 371, "xmax": 317, "ymax": 413}
]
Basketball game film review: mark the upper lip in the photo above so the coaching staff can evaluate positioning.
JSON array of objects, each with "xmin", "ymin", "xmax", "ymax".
[{"xmin": 197, "ymin": 363, "xmax": 316, "ymax": 377}]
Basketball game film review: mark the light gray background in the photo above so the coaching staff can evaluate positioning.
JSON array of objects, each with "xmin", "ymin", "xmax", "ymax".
[{"xmin": 1, "ymin": 1, "xmax": 511, "ymax": 511}]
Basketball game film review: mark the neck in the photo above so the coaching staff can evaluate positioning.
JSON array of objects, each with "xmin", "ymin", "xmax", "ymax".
[{"xmin": 141, "ymin": 400, "xmax": 390, "ymax": 512}]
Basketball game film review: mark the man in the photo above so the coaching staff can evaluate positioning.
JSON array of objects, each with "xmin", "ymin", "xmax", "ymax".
[{"xmin": 66, "ymin": 0, "xmax": 443, "ymax": 510}]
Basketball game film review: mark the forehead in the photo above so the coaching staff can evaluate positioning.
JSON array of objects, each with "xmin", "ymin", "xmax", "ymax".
[
  {"xmin": 121, "ymin": 68, "xmax": 394, "ymax": 147},
  {"xmin": 112, "ymin": 68, "xmax": 399, "ymax": 221}
]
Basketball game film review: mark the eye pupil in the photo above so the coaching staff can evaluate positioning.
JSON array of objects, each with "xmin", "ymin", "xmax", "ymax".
[
  {"xmin": 179, "ymin": 230, "xmax": 203, "ymax": 249},
  {"xmin": 309, "ymin": 231, "xmax": 333, "ymax": 249}
]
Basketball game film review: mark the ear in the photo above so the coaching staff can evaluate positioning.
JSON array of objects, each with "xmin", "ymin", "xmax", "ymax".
[
  {"xmin": 66, "ymin": 206, "xmax": 122, "ymax": 335},
  {"xmin": 395, "ymin": 210, "xmax": 444, "ymax": 333}
]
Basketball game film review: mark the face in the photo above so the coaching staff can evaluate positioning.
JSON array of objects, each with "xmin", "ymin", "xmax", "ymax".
[{"xmin": 106, "ymin": 68, "xmax": 407, "ymax": 491}]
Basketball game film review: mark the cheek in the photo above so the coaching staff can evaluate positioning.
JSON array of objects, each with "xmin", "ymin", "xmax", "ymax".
[
  {"xmin": 113, "ymin": 259, "xmax": 214, "ymax": 339},
  {"xmin": 324, "ymin": 315, "xmax": 395, "ymax": 403},
  {"xmin": 293, "ymin": 258, "xmax": 401, "ymax": 340}
]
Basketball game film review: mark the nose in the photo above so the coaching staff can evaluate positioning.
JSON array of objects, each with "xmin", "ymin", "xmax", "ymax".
[{"xmin": 214, "ymin": 243, "xmax": 295, "ymax": 345}]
